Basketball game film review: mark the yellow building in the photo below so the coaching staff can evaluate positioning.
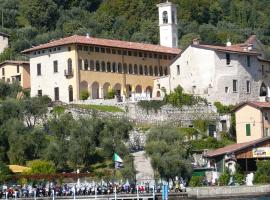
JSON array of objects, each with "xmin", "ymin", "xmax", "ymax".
[
  {"xmin": 0, "ymin": 60, "xmax": 30, "ymax": 89},
  {"xmin": 235, "ymin": 102, "xmax": 270, "ymax": 143},
  {"xmin": 22, "ymin": 35, "xmax": 180, "ymax": 102}
]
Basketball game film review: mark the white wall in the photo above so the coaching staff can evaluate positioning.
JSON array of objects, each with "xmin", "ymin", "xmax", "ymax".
[
  {"xmin": 0, "ymin": 35, "xmax": 8, "ymax": 54},
  {"xmin": 29, "ymin": 47, "xmax": 75, "ymax": 102},
  {"xmin": 169, "ymin": 46, "xmax": 216, "ymax": 96},
  {"xmin": 154, "ymin": 45, "xmax": 265, "ymax": 105},
  {"xmin": 157, "ymin": 2, "xmax": 178, "ymax": 48}
]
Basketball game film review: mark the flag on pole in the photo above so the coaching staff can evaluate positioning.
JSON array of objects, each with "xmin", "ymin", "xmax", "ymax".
[{"xmin": 113, "ymin": 153, "xmax": 124, "ymax": 169}]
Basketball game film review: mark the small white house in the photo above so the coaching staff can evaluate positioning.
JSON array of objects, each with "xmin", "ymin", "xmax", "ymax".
[
  {"xmin": 154, "ymin": 36, "xmax": 270, "ymax": 105},
  {"xmin": 0, "ymin": 32, "xmax": 9, "ymax": 54}
]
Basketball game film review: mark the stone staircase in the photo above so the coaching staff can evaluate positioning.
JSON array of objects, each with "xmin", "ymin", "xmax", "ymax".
[{"xmin": 132, "ymin": 151, "xmax": 155, "ymax": 184}]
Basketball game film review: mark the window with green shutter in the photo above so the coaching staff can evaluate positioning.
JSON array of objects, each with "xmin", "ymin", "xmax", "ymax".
[{"xmin": 246, "ymin": 124, "xmax": 251, "ymax": 136}]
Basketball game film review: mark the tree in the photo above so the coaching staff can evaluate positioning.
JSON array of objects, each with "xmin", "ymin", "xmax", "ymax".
[
  {"xmin": 180, "ymin": 33, "xmax": 200, "ymax": 49},
  {"xmin": 22, "ymin": 96, "xmax": 50, "ymax": 128},
  {"xmin": 26, "ymin": 160, "xmax": 56, "ymax": 174},
  {"xmin": 99, "ymin": 118, "xmax": 132, "ymax": 158},
  {"xmin": 145, "ymin": 126, "xmax": 192, "ymax": 180},
  {"xmin": 20, "ymin": 0, "xmax": 59, "ymax": 30},
  {"xmin": 0, "ymin": 162, "xmax": 12, "ymax": 183}
]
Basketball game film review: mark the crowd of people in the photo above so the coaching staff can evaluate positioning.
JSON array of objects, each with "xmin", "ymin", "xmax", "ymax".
[{"xmin": 0, "ymin": 179, "xmax": 186, "ymax": 198}]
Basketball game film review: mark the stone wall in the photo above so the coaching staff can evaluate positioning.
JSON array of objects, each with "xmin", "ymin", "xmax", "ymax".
[
  {"xmin": 67, "ymin": 101, "xmax": 221, "ymax": 128},
  {"xmin": 127, "ymin": 103, "xmax": 219, "ymax": 127},
  {"xmin": 187, "ymin": 184, "xmax": 270, "ymax": 198}
]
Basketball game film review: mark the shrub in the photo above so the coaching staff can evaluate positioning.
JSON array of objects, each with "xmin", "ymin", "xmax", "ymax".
[
  {"xmin": 214, "ymin": 102, "xmax": 235, "ymax": 114},
  {"xmin": 80, "ymin": 90, "xmax": 90, "ymax": 100},
  {"xmin": 26, "ymin": 160, "xmax": 56, "ymax": 175},
  {"xmin": 106, "ymin": 89, "xmax": 116, "ymax": 99},
  {"xmin": 189, "ymin": 176, "xmax": 204, "ymax": 187},
  {"xmin": 219, "ymin": 169, "xmax": 230, "ymax": 186},
  {"xmin": 254, "ymin": 160, "xmax": 270, "ymax": 184}
]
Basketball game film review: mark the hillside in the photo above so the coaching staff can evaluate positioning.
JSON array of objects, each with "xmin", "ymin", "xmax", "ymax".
[{"xmin": 1, "ymin": 0, "xmax": 270, "ymax": 61}]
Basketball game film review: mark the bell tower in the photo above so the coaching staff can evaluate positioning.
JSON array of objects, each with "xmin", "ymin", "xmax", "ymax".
[{"xmin": 157, "ymin": 1, "xmax": 178, "ymax": 48}]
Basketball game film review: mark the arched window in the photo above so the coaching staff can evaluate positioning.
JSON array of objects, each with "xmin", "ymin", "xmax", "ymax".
[
  {"xmin": 84, "ymin": 59, "xmax": 88, "ymax": 70},
  {"xmin": 90, "ymin": 60, "xmax": 94, "ymax": 71},
  {"xmin": 172, "ymin": 11, "xmax": 176, "ymax": 24},
  {"xmin": 118, "ymin": 63, "xmax": 122, "ymax": 73},
  {"xmin": 123, "ymin": 63, "xmax": 128, "ymax": 73},
  {"xmin": 112, "ymin": 62, "xmax": 116, "ymax": 73},
  {"xmin": 164, "ymin": 66, "xmax": 168, "ymax": 76},
  {"xmin": 68, "ymin": 85, "xmax": 73, "ymax": 102},
  {"xmin": 96, "ymin": 61, "xmax": 100, "ymax": 71},
  {"xmin": 144, "ymin": 65, "xmax": 148, "ymax": 75},
  {"xmin": 154, "ymin": 66, "xmax": 158, "ymax": 76},
  {"xmin": 260, "ymin": 82, "xmax": 268, "ymax": 96},
  {"xmin": 134, "ymin": 64, "xmax": 138, "ymax": 74},
  {"xmin": 107, "ymin": 62, "xmax": 111, "ymax": 72},
  {"xmin": 67, "ymin": 58, "xmax": 72, "ymax": 73},
  {"xmin": 128, "ymin": 64, "xmax": 133, "ymax": 74},
  {"xmin": 78, "ymin": 59, "xmax": 82, "ymax": 70},
  {"xmin": 163, "ymin": 11, "xmax": 168, "ymax": 24},
  {"xmin": 139, "ymin": 65, "xmax": 143, "ymax": 75},
  {"xmin": 149, "ymin": 66, "xmax": 153, "ymax": 76},
  {"xmin": 101, "ymin": 61, "xmax": 106, "ymax": 72},
  {"xmin": 159, "ymin": 66, "xmax": 163, "ymax": 76}
]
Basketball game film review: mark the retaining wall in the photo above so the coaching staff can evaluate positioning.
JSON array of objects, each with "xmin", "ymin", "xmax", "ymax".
[{"xmin": 187, "ymin": 184, "xmax": 270, "ymax": 199}]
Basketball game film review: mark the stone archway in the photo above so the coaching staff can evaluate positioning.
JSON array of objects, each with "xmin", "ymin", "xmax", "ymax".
[
  {"xmin": 92, "ymin": 82, "xmax": 99, "ymax": 99},
  {"xmin": 80, "ymin": 81, "xmax": 88, "ymax": 91},
  {"xmin": 156, "ymin": 91, "xmax": 161, "ymax": 97},
  {"xmin": 103, "ymin": 82, "xmax": 110, "ymax": 99},
  {"xmin": 126, "ymin": 84, "xmax": 132, "ymax": 97},
  {"xmin": 114, "ymin": 83, "xmax": 121, "ymax": 96},
  {"xmin": 135, "ymin": 85, "xmax": 142, "ymax": 94},
  {"xmin": 260, "ymin": 82, "xmax": 268, "ymax": 97},
  {"xmin": 146, "ymin": 86, "xmax": 153, "ymax": 98}
]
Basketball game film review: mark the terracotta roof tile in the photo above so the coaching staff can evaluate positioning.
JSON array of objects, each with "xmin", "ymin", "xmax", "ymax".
[
  {"xmin": 233, "ymin": 101, "xmax": 270, "ymax": 112},
  {"xmin": 193, "ymin": 44, "xmax": 260, "ymax": 55},
  {"xmin": 206, "ymin": 136, "xmax": 270, "ymax": 157},
  {"xmin": 0, "ymin": 32, "xmax": 9, "ymax": 38},
  {"xmin": 22, "ymin": 35, "xmax": 181, "ymax": 54},
  {"xmin": 0, "ymin": 60, "xmax": 29, "ymax": 67}
]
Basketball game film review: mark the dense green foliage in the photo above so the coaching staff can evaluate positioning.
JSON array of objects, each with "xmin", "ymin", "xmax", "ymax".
[
  {"xmin": 2, "ymin": 0, "xmax": 270, "ymax": 61},
  {"xmin": 79, "ymin": 90, "xmax": 90, "ymax": 100},
  {"xmin": 189, "ymin": 176, "xmax": 204, "ymax": 187},
  {"xmin": 214, "ymin": 102, "xmax": 235, "ymax": 114},
  {"xmin": 164, "ymin": 86, "xmax": 207, "ymax": 108},
  {"xmin": 138, "ymin": 100, "xmax": 165, "ymax": 113},
  {"xmin": 145, "ymin": 126, "xmax": 192, "ymax": 180},
  {"xmin": 26, "ymin": 160, "xmax": 56, "ymax": 174},
  {"xmin": 0, "ymin": 162, "xmax": 12, "ymax": 182},
  {"xmin": 106, "ymin": 89, "xmax": 116, "ymax": 99},
  {"xmin": 0, "ymin": 81, "xmax": 134, "ymax": 180},
  {"xmin": 254, "ymin": 160, "xmax": 270, "ymax": 184},
  {"xmin": 189, "ymin": 132, "xmax": 235, "ymax": 151}
]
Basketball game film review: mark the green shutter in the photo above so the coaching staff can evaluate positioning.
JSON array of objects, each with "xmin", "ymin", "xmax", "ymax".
[{"xmin": 246, "ymin": 124, "xmax": 251, "ymax": 136}]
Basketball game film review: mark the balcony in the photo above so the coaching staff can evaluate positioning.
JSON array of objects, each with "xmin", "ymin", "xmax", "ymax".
[{"xmin": 64, "ymin": 69, "xmax": 73, "ymax": 78}]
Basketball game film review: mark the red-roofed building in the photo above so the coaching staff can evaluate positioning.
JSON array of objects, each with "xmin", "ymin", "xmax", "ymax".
[
  {"xmin": 22, "ymin": 35, "xmax": 180, "ymax": 102},
  {"xmin": 153, "ymin": 35, "xmax": 270, "ymax": 106},
  {"xmin": 0, "ymin": 60, "xmax": 30, "ymax": 89},
  {"xmin": 205, "ymin": 136, "xmax": 270, "ymax": 173},
  {"xmin": 21, "ymin": 1, "xmax": 182, "ymax": 103},
  {"xmin": 234, "ymin": 101, "xmax": 270, "ymax": 143}
]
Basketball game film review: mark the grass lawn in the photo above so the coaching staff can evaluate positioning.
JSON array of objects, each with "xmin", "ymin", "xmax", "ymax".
[{"xmin": 72, "ymin": 104, "xmax": 124, "ymax": 113}]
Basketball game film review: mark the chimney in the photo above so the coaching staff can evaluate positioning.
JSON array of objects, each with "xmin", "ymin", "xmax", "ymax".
[
  {"xmin": 193, "ymin": 38, "xmax": 200, "ymax": 45},
  {"xmin": 86, "ymin": 33, "xmax": 90, "ymax": 38},
  {"xmin": 226, "ymin": 41, "xmax": 232, "ymax": 47}
]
